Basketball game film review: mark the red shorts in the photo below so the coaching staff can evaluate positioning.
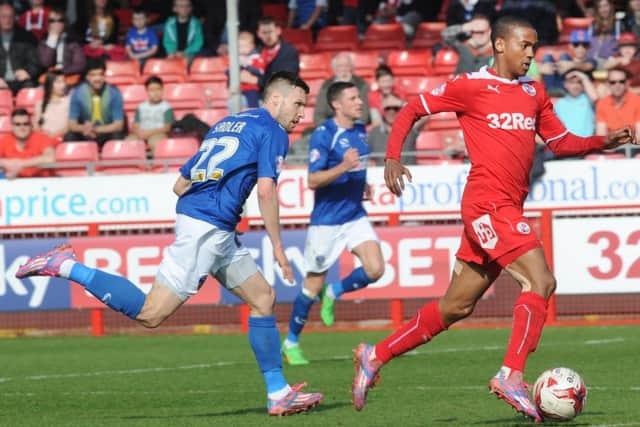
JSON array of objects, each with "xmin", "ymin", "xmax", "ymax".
[{"xmin": 456, "ymin": 201, "xmax": 541, "ymax": 271}]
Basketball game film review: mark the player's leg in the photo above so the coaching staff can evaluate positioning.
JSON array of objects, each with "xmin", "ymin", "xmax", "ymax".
[
  {"xmin": 322, "ymin": 218, "xmax": 383, "ymax": 326},
  {"xmin": 224, "ymin": 263, "xmax": 323, "ymax": 416},
  {"xmin": 352, "ymin": 258, "xmax": 497, "ymax": 411},
  {"xmin": 282, "ymin": 271, "xmax": 326, "ymax": 365}
]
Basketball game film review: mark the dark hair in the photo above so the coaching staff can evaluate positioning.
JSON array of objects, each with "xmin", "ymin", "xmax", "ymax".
[
  {"xmin": 47, "ymin": 8, "xmax": 68, "ymax": 28},
  {"xmin": 471, "ymin": 13, "xmax": 490, "ymax": 24},
  {"xmin": 375, "ymin": 64, "xmax": 393, "ymax": 80},
  {"xmin": 562, "ymin": 68, "xmax": 592, "ymax": 81},
  {"xmin": 264, "ymin": 71, "xmax": 309, "ymax": 98},
  {"xmin": 41, "ymin": 70, "xmax": 66, "ymax": 125},
  {"xmin": 491, "ymin": 15, "xmax": 535, "ymax": 48},
  {"xmin": 327, "ymin": 81, "xmax": 356, "ymax": 111},
  {"xmin": 132, "ymin": 7, "xmax": 146, "ymax": 16},
  {"xmin": 85, "ymin": 56, "xmax": 106, "ymax": 73},
  {"xmin": 258, "ymin": 16, "xmax": 278, "ymax": 27},
  {"xmin": 11, "ymin": 108, "xmax": 29, "ymax": 118},
  {"xmin": 145, "ymin": 75, "xmax": 163, "ymax": 87}
]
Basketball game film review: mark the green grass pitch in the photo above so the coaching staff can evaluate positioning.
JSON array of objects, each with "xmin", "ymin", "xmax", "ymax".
[{"xmin": 1, "ymin": 325, "xmax": 639, "ymax": 426}]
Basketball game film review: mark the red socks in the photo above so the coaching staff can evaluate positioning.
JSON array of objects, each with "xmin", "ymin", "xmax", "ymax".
[
  {"xmin": 502, "ymin": 291, "xmax": 548, "ymax": 372},
  {"xmin": 375, "ymin": 300, "xmax": 446, "ymax": 363}
]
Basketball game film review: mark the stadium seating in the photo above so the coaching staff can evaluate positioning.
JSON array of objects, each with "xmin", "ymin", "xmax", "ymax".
[
  {"xmin": 559, "ymin": 17, "xmax": 593, "ymax": 43},
  {"xmin": 54, "ymin": 141, "xmax": 99, "ymax": 176},
  {"xmin": 432, "ymin": 48, "xmax": 459, "ymax": 75},
  {"xmin": 142, "ymin": 58, "xmax": 187, "ymax": 83},
  {"xmin": 395, "ymin": 75, "xmax": 447, "ymax": 98},
  {"xmin": 315, "ymin": 25, "xmax": 359, "ymax": 52},
  {"xmin": 352, "ymin": 51, "xmax": 380, "ymax": 79},
  {"xmin": 425, "ymin": 111, "xmax": 459, "ymax": 130},
  {"xmin": 261, "ymin": 3, "xmax": 288, "ymax": 27},
  {"xmin": 192, "ymin": 108, "xmax": 226, "ymax": 126},
  {"xmin": 411, "ymin": 22, "xmax": 446, "ymax": 50},
  {"xmin": 152, "ymin": 137, "xmax": 200, "ymax": 172},
  {"xmin": 106, "ymin": 60, "xmax": 140, "ymax": 86},
  {"xmin": 164, "ymin": 83, "xmax": 206, "ymax": 113},
  {"xmin": 15, "ymin": 87, "xmax": 44, "ymax": 114},
  {"xmin": 0, "ymin": 89, "xmax": 12, "ymax": 116},
  {"xmin": 188, "ymin": 56, "xmax": 228, "ymax": 83},
  {"xmin": 584, "ymin": 153, "xmax": 626, "ymax": 161},
  {"xmin": 0, "ymin": 114, "xmax": 11, "ymax": 134},
  {"xmin": 361, "ymin": 23, "xmax": 406, "ymax": 51},
  {"xmin": 299, "ymin": 52, "xmax": 331, "ymax": 80},
  {"xmin": 200, "ymin": 82, "xmax": 230, "ymax": 109},
  {"xmin": 297, "ymin": 106, "xmax": 315, "ymax": 131},
  {"xmin": 418, "ymin": 157, "xmax": 465, "ymax": 166},
  {"xmin": 98, "ymin": 139, "xmax": 147, "ymax": 174},
  {"xmin": 417, "ymin": 129, "xmax": 463, "ymax": 152},
  {"xmin": 281, "ymin": 28, "xmax": 313, "ymax": 53},
  {"xmin": 387, "ymin": 50, "xmax": 432, "ymax": 76},
  {"xmin": 535, "ymin": 44, "xmax": 571, "ymax": 62},
  {"xmin": 113, "ymin": 9, "xmax": 133, "ymax": 36},
  {"xmin": 120, "ymin": 84, "xmax": 147, "ymax": 114},
  {"xmin": 305, "ymin": 78, "xmax": 325, "ymax": 106}
]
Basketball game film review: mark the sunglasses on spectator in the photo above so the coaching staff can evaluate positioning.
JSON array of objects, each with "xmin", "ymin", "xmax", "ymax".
[
  {"xmin": 384, "ymin": 106, "xmax": 402, "ymax": 112},
  {"xmin": 608, "ymin": 79, "xmax": 627, "ymax": 85},
  {"xmin": 471, "ymin": 30, "xmax": 488, "ymax": 35},
  {"xmin": 48, "ymin": 18, "xmax": 64, "ymax": 23},
  {"xmin": 572, "ymin": 42, "xmax": 589, "ymax": 48},
  {"xmin": 12, "ymin": 121, "xmax": 30, "ymax": 126}
]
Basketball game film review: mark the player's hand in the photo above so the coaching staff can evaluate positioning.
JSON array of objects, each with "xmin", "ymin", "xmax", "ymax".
[
  {"xmin": 342, "ymin": 148, "xmax": 360, "ymax": 171},
  {"xmin": 274, "ymin": 244, "xmax": 293, "ymax": 284},
  {"xmin": 384, "ymin": 158, "xmax": 412, "ymax": 196},
  {"xmin": 604, "ymin": 125, "xmax": 636, "ymax": 149}
]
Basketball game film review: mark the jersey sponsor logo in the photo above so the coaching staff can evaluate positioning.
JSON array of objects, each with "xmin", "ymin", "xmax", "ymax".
[
  {"xmin": 487, "ymin": 84, "xmax": 500, "ymax": 94},
  {"xmin": 486, "ymin": 113, "xmax": 536, "ymax": 130},
  {"xmin": 101, "ymin": 293, "xmax": 112, "ymax": 303},
  {"xmin": 430, "ymin": 83, "xmax": 446, "ymax": 96},
  {"xmin": 472, "ymin": 214, "xmax": 498, "ymax": 249},
  {"xmin": 522, "ymin": 83, "xmax": 536, "ymax": 96},
  {"xmin": 309, "ymin": 148, "xmax": 321, "ymax": 163},
  {"xmin": 516, "ymin": 221, "xmax": 531, "ymax": 234},
  {"xmin": 339, "ymin": 138, "xmax": 350, "ymax": 148}
]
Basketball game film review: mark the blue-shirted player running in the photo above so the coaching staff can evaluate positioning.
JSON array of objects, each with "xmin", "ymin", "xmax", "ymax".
[
  {"xmin": 16, "ymin": 71, "xmax": 323, "ymax": 416},
  {"xmin": 282, "ymin": 82, "xmax": 385, "ymax": 365}
]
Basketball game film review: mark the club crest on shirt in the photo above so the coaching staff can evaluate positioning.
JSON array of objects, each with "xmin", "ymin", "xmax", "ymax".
[
  {"xmin": 339, "ymin": 138, "xmax": 350, "ymax": 148},
  {"xmin": 522, "ymin": 83, "xmax": 536, "ymax": 96},
  {"xmin": 516, "ymin": 222, "xmax": 531, "ymax": 234},
  {"xmin": 309, "ymin": 148, "xmax": 321, "ymax": 163},
  {"xmin": 431, "ymin": 82, "xmax": 446, "ymax": 96}
]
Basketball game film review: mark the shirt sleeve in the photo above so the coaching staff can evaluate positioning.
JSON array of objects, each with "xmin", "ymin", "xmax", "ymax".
[
  {"xmin": 164, "ymin": 107, "xmax": 175, "ymax": 124},
  {"xmin": 257, "ymin": 127, "xmax": 286, "ymax": 180},
  {"xmin": 69, "ymin": 90, "xmax": 81, "ymax": 121},
  {"xmin": 307, "ymin": 127, "xmax": 330, "ymax": 173},
  {"xmin": 110, "ymin": 88, "xmax": 124, "ymax": 121}
]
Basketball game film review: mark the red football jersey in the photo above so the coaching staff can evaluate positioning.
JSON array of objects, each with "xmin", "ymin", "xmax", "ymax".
[{"xmin": 387, "ymin": 66, "xmax": 606, "ymax": 206}]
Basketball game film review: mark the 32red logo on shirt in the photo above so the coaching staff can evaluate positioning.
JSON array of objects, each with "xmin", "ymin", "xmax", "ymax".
[{"xmin": 486, "ymin": 113, "xmax": 536, "ymax": 130}]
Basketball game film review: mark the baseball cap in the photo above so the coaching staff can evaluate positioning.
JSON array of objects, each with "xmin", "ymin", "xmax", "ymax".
[
  {"xmin": 570, "ymin": 30, "xmax": 591, "ymax": 44},
  {"xmin": 618, "ymin": 32, "xmax": 638, "ymax": 46}
]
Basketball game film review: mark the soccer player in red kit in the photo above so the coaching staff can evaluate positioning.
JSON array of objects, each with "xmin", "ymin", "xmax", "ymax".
[{"xmin": 351, "ymin": 16, "xmax": 637, "ymax": 422}]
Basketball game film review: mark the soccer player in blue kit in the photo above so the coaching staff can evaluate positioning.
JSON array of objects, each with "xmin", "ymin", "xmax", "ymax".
[
  {"xmin": 281, "ymin": 82, "xmax": 385, "ymax": 366},
  {"xmin": 16, "ymin": 71, "xmax": 323, "ymax": 416}
]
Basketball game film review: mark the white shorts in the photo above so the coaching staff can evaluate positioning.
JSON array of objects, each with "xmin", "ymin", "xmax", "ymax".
[
  {"xmin": 304, "ymin": 216, "xmax": 379, "ymax": 274},
  {"xmin": 156, "ymin": 214, "xmax": 257, "ymax": 300}
]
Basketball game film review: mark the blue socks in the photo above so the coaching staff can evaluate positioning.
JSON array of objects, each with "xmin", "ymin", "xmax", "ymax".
[
  {"xmin": 286, "ymin": 291, "xmax": 315, "ymax": 344},
  {"xmin": 248, "ymin": 316, "xmax": 289, "ymax": 397},
  {"xmin": 330, "ymin": 267, "xmax": 372, "ymax": 299},
  {"xmin": 69, "ymin": 263, "xmax": 146, "ymax": 320}
]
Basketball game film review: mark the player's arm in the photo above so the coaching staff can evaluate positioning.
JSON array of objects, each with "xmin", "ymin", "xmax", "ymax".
[
  {"xmin": 308, "ymin": 147, "xmax": 359, "ymax": 189},
  {"xmin": 173, "ymin": 175, "xmax": 191, "ymax": 196}
]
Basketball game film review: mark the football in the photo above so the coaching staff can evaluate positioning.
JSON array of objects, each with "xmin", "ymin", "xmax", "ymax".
[{"xmin": 533, "ymin": 367, "xmax": 587, "ymax": 421}]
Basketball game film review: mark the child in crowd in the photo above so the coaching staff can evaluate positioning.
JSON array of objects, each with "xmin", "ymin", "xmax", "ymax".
[
  {"xmin": 234, "ymin": 31, "xmax": 265, "ymax": 108},
  {"xmin": 19, "ymin": 0, "xmax": 50, "ymax": 40},
  {"xmin": 130, "ymin": 76, "xmax": 174, "ymax": 152},
  {"xmin": 125, "ymin": 8, "xmax": 159, "ymax": 68}
]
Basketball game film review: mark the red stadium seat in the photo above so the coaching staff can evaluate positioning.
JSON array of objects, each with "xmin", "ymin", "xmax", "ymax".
[
  {"xmin": 193, "ymin": 108, "xmax": 227, "ymax": 126},
  {"xmin": 164, "ymin": 83, "xmax": 206, "ymax": 112},
  {"xmin": 188, "ymin": 56, "xmax": 228, "ymax": 83},
  {"xmin": 201, "ymin": 82, "xmax": 230, "ymax": 109},
  {"xmin": 352, "ymin": 51, "xmax": 381, "ymax": 79},
  {"xmin": 305, "ymin": 78, "xmax": 325, "ymax": 106},
  {"xmin": 98, "ymin": 139, "xmax": 148, "ymax": 174},
  {"xmin": 113, "ymin": 9, "xmax": 133, "ymax": 35},
  {"xmin": 0, "ymin": 89, "xmax": 11, "ymax": 115},
  {"xmin": 432, "ymin": 48, "xmax": 459, "ymax": 76},
  {"xmin": 297, "ymin": 106, "xmax": 315, "ymax": 131},
  {"xmin": 425, "ymin": 111, "xmax": 459, "ymax": 130},
  {"xmin": 412, "ymin": 22, "xmax": 446, "ymax": 49},
  {"xmin": 143, "ymin": 58, "xmax": 187, "ymax": 83},
  {"xmin": 106, "ymin": 60, "xmax": 140, "ymax": 85},
  {"xmin": 261, "ymin": 3, "xmax": 288, "ymax": 27},
  {"xmin": 535, "ymin": 44, "xmax": 571, "ymax": 62},
  {"xmin": 417, "ymin": 129, "xmax": 464, "ymax": 151},
  {"xmin": 15, "ymin": 87, "xmax": 43, "ymax": 114},
  {"xmin": 395, "ymin": 75, "xmax": 447, "ymax": 98},
  {"xmin": 361, "ymin": 24, "xmax": 406, "ymax": 51},
  {"xmin": 54, "ymin": 141, "xmax": 99, "ymax": 176},
  {"xmin": 584, "ymin": 153, "xmax": 626, "ymax": 161},
  {"xmin": 120, "ymin": 84, "xmax": 147, "ymax": 114},
  {"xmin": 299, "ymin": 53, "xmax": 331, "ymax": 80},
  {"xmin": 417, "ymin": 157, "xmax": 465, "ymax": 166},
  {"xmin": 0, "ymin": 115, "xmax": 10, "ymax": 134},
  {"xmin": 387, "ymin": 50, "xmax": 432, "ymax": 76},
  {"xmin": 152, "ymin": 137, "xmax": 200, "ymax": 172},
  {"xmin": 281, "ymin": 28, "xmax": 313, "ymax": 54},
  {"xmin": 315, "ymin": 25, "xmax": 359, "ymax": 52},
  {"xmin": 559, "ymin": 17, "xmax": 593, "ymax": 43}
]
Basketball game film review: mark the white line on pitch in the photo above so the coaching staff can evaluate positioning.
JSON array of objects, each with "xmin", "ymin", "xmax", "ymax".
[{"xmin": 585, "ymin": 338, "xmax": 626, "ymax": 345}]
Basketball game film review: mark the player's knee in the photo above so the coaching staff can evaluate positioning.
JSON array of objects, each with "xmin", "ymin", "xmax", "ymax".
[
  {"xmin": 364, "ymin": 263, "xmax": 384, "ymax": 282},
  {"xmin": 440, "ymin": 299, "xmax": 475, "ymax": 324},
  {"xmin": 535, "ymin": 274, "xmax": 556, "ymax": 299},
  {"xmin": 138, "ymin": 313, "xmax": 166, "ymax": 329},
  {"xmin": 250, "ymin": 286, "xmax": 276, "ymax": 316}
]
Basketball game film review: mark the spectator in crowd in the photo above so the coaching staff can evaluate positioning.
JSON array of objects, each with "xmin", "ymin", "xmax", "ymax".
[
  {"xmin": 441, "ymin": 13, "xmax": 493, "ymax": 74},
  {"xmin": 446, "ymin": 0, "xmax": 496, "ymax": 26},
  {"xmin": 500, "ymin": 0, "xmax": 558, "ymax": 45},
  {"xmin": 596, "ymin": 67, "xmax": 640, "ymax": 137},
  {"xmin": 604, "ymin": 32, "xmax": 640, "ymax": 85},
  {"xmin": 554, "ymin": 69, "xmax": 598, "ymax": 138},
  {"xmin": 0, "ymin": 3, "xmax": 39, "ymax": 95},
  {"xmin": 163, "ymin": 0, "xmax": 203, "ymax": 64},
  {"xmin": 125, "ymin": 8, "xmax": 159, "ymax": 68},
  {"xmin": 65, "ymin": 57, "xmax": 125, "ymax": 147},
  {"xmin": 625, "ymin": 0, "xmax": 640, "ymax": 41},
  {"xmin": 257, "ymin": 16, "xmax": 300, "ymax": 88},
  {"xmin": 540, "ymin": 29, "xmax": 596, "ymax": 96},
  {"xmin": 84, "ymin": 0, "xmax": 125, "ymax": 61},
  {"xmin": 38, "ymin": 8, "xmax": 86, "ymax": 85},
  {"xmin": 0, "ymin": 108, "xmax": 56, "ymax": 178},
  {"xmin": 314, "ymin": 52, "xmax": 370, "ymax": 125},
  {"xmin": 18, "ymin": 0, "xmax": 50, "ymax": 41},
  {"xmin": 368, "ymin": 64, "xmax": 405, "ymax": 126},
  {"xmin": 556, "ymin": 0, "xmax": 587, "ymax": 19},
  {"xmin": 130, "ymin": 76, "xmax": 174, "ymax": 152},
  {"xmin": 33, "ymin": 70, "xmax": 70, "ymax": 138},
  {"xmin": 368, "ymin": 94, "xmax": 416, "ymax": 165},
  {"xmin": 374, "ymin": 0, "xmax": 421, "ymax": 39},
  {"xmin": 288, "ymin": 0, "xmax": 327, "ymax": 35},
  {"xmin": 341, "ymin": 0, "xmax": 366, "ymax": 34},
  {"xmin": 588, "ymin": 0, "xmax": 622, "ymax": 68},
  {"xmin": 230, "ymin": 31, "xmax": 265, "ymax": 109}
]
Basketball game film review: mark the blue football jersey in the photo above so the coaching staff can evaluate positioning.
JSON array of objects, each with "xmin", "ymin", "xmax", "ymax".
[
  {"xmin": 177, "ymin": 108, "xmax": 288, "ymax": 230},
  {"xmin": 308, "ymin": 119, "xmax": 370, "ymax": 226}
]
